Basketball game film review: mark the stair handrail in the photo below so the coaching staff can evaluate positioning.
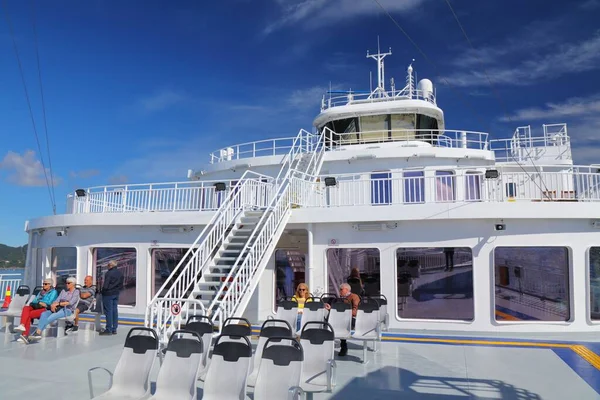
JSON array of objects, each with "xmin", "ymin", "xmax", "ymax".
[
  {"xmin": 208, "ymin": 129, "xmax": 326, "ymax": 326},
  {"xmin": 150, "ymin": 170, "xmax": 274, "ymax": 303}
]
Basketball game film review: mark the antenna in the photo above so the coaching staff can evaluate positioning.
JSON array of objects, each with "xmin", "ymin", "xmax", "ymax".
[{"xmin": 366, "ymin": 38, "xmax": 392, "ymax": 97}]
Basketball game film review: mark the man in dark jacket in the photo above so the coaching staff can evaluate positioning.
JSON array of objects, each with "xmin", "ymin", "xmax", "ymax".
[{"xmin": 100, "ymin": 260, "xmax": 124, "ymax": 335}]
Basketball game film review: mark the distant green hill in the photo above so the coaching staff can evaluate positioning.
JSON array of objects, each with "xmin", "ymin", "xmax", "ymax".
[{"xmin": 0, "ymin": 244, "xmax": 27, "ymax": 268}]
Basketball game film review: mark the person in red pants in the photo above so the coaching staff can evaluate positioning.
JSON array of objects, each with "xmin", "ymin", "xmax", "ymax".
[{"xmin": 15, "ymin": 279, "xmax": 58, "ymax": 343}]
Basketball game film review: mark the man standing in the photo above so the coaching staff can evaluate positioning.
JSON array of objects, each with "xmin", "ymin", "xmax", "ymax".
[
  {"xmin": 100, "ymin": 260, "xmax": 123, "ymax": 335},
  {"xmin": 66, "ymin": 275, "xmax": 96, "ymax": 333},
  {"xmin": 444, "ymin": 247, "xmax": 455, "ymax": 271},
  {"xmin": 325, "ymin": 283, "xmax": 360, "ymax": 357}
]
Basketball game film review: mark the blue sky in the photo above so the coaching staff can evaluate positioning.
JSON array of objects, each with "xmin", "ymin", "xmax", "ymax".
[{"xmin": 0, "ymin": 0, "xmax": 599, "ymax": 246}]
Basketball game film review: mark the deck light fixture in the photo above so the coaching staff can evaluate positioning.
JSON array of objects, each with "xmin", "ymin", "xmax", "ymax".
[
  {"xmin": 75, "ymin": 189, "xmax": 86, "ymax": 197},
  {"xmin": 214, "ymin": 182, "xmax": 226, "ymax": 192},
  {"xmin": 494, "ymin": 223, "xmax": 506, "ymax": 231},
  {"xmin": 485, "ymin": 169, "xmax": 499, "ymax": 179},
  {"xmin": 324, "ymin": 177, "xmax": 337, "ymax": 187}
]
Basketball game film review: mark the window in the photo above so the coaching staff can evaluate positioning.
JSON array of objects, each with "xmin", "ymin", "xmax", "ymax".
[
  {"xmin": 390, "ymin": 114, "xmax": 415, "ymax": 140},
  {"xmin": 359, "ymin": 115, "xmax": 388, "ymax": 143},
  {"xmin": 93, "ymin": 247, "xmax": 137, "ymax": 306},
  {"xmin": 416, "ymin": 114, "xmax": 439, "ymax": 144},
  {"xmin": 465, "ymin": 172, "xmax": 482, "ymax": 201},
  {"xmin": 396, "ymin": 247, "xmax": 473, "ymax": 320},
  {"xmin": 275, "ymin": 249, "xmax": 306, "ymax": 302},
  {"xmin": 51, "ymin": 247, "xmax": 77, "ymax": 287},
  {"xmin": 326, "ymin": 248, "xmax": 380, "ymax": 295},
  {"xmin": 494, "ymin": 247, "xmax": 570, "ymax": 321},
  {"xmin": 590, "ymin": 247, "xmax": 600, "ymax": 320},
  {"xmin": 506, "ymin": 182, "xmax": 517, "ymax": 198},
  {"xmin": 435, "ymin": 171, "xmax": 455, "ymax": 202},
  {"xmin": 371, "ymin": 172, "xmax": 392, "ymax": 205},
  {"xmin": 403, "ymin": 171, "xmax": 424, "ymax": 203},
  {"xmin": 332, "ymin": 117, "xmax": 358, "ymax": 144},
  {"xmin": 151, "ymin": 248, "xmax": 191, "ymax": 297}
]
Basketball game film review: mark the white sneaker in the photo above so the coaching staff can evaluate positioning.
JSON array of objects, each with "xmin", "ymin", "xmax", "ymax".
[
  {"xmin": 14, "ymin": 324, "xmax": 25, "ymax": 333},
  {"xmin": 17, "ymin": 335, "xmax": 29, "ymax": 344}
]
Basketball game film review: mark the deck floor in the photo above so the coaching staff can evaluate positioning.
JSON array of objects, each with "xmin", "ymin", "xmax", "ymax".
[{"xmin": 0, "ymin": 323, "xmax": 599, "ymax": 399}]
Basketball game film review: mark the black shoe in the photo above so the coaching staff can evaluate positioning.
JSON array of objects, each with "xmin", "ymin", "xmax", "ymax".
[
  {"xmin": 67, "ymin": 325, "xmax": 79, "ymax": 333},
  {"xmin": 112, "ymin": 331, "xmax": 117, "ymax": 335},
  {"xmin": 99, "ymin": 330, "xmax": 112, "ymax": 336},
  {"xmin": 338, "ymin": 348, "xmax": 348, "ymax": 357}
]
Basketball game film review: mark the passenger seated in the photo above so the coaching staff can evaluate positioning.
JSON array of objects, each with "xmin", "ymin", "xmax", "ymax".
[
  {"xmin": 28, "ymin": 277, "xmax": 80, "ymax": 343},
  {"xmin": 324, "ymin": 283, "xmax": 359, "ymax": 356},
  {"xmin": 65, "ymin": 275, "xmax": 95, "ymax": 333},
  {"xmin": 15, "ymin": 279, "xmax": 58, "ymax": 343}
]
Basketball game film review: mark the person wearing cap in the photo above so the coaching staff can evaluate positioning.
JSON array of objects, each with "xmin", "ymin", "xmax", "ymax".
[
  {"xmin": 28, "ymin": 276, "xmax": 80, "ymax": 342},
  {"xmin": 100, "ymin": 260, "xmax": 124, "ymax": 335},
  {"xmin": 15, "ymin": 278, "xmax": 58, "ymax": 343}
]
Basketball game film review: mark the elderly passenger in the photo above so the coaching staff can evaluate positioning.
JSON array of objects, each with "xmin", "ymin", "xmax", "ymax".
[
  {"xmin": 324, "ymin": 283, "xmax": 360, "ymax": 356},
  {"xmin": 28, "ymin": 276, "xmax": 80, "ymax": 342},
  {"xmin": 65, "ymin": 275, "xmax": 96, "ymax": 333},
  {"xmin": 15, "ymin": 278, "xmax": 58, "ymax": 343}
]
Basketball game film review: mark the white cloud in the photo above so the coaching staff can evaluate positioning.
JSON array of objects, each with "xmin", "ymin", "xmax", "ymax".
[
  {"xmin": 108, "ymin": 175, "xmax": 129, "ymax": 185},
  {"xmin": 264, "ymin": 0, "xmax": 426, "ymax": 35},
  {"xmin": 288, "ymin": 86, "xmax": 328, "ymax": 110},
  {"xmin": 137, "ymin": 89, "xmax": 187, "ymax": 113},
  {"xmin": 500, "ymin": 95, "xmax": 600, "ymax": 122},
  {"xmin": 441, "ymin": 32, "xmax": 600, "ymax": 87},
  {"xmin": 580, "ymin": 0, "xmax": 600, "ymax": 9},
  {"xmin": 0, "ymin": 150, "xmax": 62, "ymax": 187}
]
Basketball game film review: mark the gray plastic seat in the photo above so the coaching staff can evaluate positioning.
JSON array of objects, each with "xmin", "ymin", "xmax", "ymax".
[
  {"xmin": 88, "ymin": 327, "xmax": 159, "ymax": 400},
  {"xmin": 253, "ymin": 337, "xmax": 304, "ymax": 400},
  {"xmin": 149, "ymin": 330, "xmax": 204, "ymax": 400},
  {"xmin": 274, "ymin": 299, "xmax": 299, "ymax": 335},
  {"xmin": 299, "ymin": 300, "xmax": 325, "ymax": 332},
  {"xmin": 247, "ymin": 319, "xmax": 293, "ymax": 386},
  {"xmin": 368, "ymin": 295, "xmax": 389, "ymax": 330},
  {"xmin": 299, "ymin": 322, "xmax": 336, "ymax": 397},
  {"xmin": 202, "ymin": 334, "xmax": 253, "ymax": 400},
  {"xmin": 325, "ymin": 300, "xmax": 352, "ymax": 340},
  {"xmin": 184, "ymin": 315, "xmax": 214, "ymax": 378},
  {"xmin": 221, "ymin": 317, "xmax": 252, "ymax": 339},
  {"xmin": 0, "ymin": 285, "xmax": 31, "ymax": 332},
  {"xmin": 351, "ymin": 299, "xmax": 381, "ymax": 364}
]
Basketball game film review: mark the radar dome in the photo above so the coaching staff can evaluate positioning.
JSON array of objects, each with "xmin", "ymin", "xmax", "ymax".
[{"xmin": 417, "ymin": 79, "xmax": 433, "ymax": 100}]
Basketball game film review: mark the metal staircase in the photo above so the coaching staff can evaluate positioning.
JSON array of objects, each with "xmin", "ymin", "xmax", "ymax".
[{"xmin": 146, "ymin": 128, "xmax": 326, "ymax": 344}]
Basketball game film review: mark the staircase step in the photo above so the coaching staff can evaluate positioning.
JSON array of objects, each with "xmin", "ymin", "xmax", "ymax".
[
  {"xmin": 193, "ymin": 290, "xmax": 216, "ymax": 296},
  {"xmin": 204, "ymin": 272, "xmax": 228, "ymax": 279}
]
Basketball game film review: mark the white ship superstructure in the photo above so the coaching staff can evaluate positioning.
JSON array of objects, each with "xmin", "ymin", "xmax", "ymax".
[{"xmin": 20, "ymin": 46, "xmax": 600, "ymax": 347}]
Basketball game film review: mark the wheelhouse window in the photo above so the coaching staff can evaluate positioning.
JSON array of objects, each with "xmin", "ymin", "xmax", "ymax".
[
  {"xmin": 332, "ymin": 117, "xmax": 358, "ymax": 144},
  {"xmin": 416, "ymin": 114, "xmax": 439, "ymax": 143},
  {"xmin": 359, "ymin": 115, "xmax": 388, "ymax": 143},
  {"xmin": 93, "ymin": 247, "xmax": 137, "ymax": 306},
  {"xmin": 390, "ymin": 114, "xmax": 415, "ymax": 140},
  {"xmin": 396, "ymin": 247, "xmax": 474, "ymax": 320},
  {"xmin": 494, "ymin": 247, "xmax": 570, "ymax": 321},
  {"xmin": 326, "ymin": 248, "xmax": 380, "ymax": 296},
  {"xmin": 51, "ymin": 247, "xmax": 77, "ymax": 287},
  {"xmin": 403, "ymin": 170, "xmax": 424, "ymax": 203},
  {"xmin": 435, "ymin": 171, "xmax": 455, "ymax": 202}
]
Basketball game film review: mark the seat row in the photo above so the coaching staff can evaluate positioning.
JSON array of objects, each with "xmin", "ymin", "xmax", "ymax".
[{"xmin": 88, "ymin": 320, "xmax": 336, "ymax": 400}]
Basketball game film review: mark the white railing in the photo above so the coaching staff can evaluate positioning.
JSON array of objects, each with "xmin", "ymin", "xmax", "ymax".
[
  {"xmin": 290, "ymin": 168, "xmax": 600, "ymax": 207},
  {"xmin": 328, "ymin": 129, "xmax": 489, "ymax": 150},
  {"xmin": 0, "ymin": 274, "xmax": 23, "ymax": 302},
  {"xmin": 321, "ymin": 88, "xmax": 436, "ymax": 110},
  {"xmin": 209, "ymin": 129, "xmax": 326, "ymax": 328},
  {"xmin": 209, "ymin": 133, "xmax": 317, "ymax": 164},
  {"xmin": 68, "ymin": 180, "xmax": 246, "ymax": 214}
]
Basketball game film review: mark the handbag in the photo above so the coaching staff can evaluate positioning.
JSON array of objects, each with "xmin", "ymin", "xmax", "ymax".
[{"xmin": 30, "ymin": 302, "xmax": 44, "ymax": 310}]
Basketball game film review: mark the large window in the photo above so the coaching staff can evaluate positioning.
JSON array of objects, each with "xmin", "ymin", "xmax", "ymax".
[
  {"xmin": 275, "ymin": 249, "xmax": 306, "ymax": 302},
  {"xmin": 390, "ymin": 114, "xmax": 415, "ymax": 140},
  {"xmin": 326, "ymin": 248, "xmax": 380, "ymax": 296},
  {"xmin": 494, "ymin": 247, "xmax": 570, "ymax": 321},
  {"xmin": 403, "ymin": 170, "xmax": 424, "ymax": 203},
  {"xmin": 151, "ymin": 248, "xmax": 191, "ymax": 297},
  {"xmin": 360, "ymin": 115, "xmax": 387, "ymax": 143},
  {"xmin": 465, "ymin": 172, "xmax": 482, "ymax": 201},
  {"xmin": 51, "ymin": 247, "xmax": 77, "ymax": 287},
  {"xmin": 590, "ymin": 247, "xmax": 600, "ymax": 321},
  {"xmin": 93, "ymin": 247, "xmax": 137, "ymax": 306},
  {"xmin": 396, "ymin": 247, "xmax": 473, "ymax": 320}
]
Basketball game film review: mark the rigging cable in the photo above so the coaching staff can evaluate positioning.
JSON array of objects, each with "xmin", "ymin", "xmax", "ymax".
[
  {"xmin": 30, "ymin": 0, "xmax": 56, "ymax": 214},
  {"xmin": 442, "ymin": 0, "xmax": 552, "ymax": 199},
  {"xmin": 371, "ymin": 0, "xmax": 552, "ymax": 200},
  {"xmin": 1, "ymin": 0, "xmax": 56, "ymax": 213}
]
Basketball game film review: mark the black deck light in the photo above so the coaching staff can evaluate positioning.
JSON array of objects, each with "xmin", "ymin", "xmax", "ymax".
[
  {"xmin": 75, "ymin": 189, "xmax": 86, "ymax": 197},
  {"xmin": 214, "ymin": 182, "xmax": 227, "ymax": 192},
  {"xmin": 485, "ymin": 169, "xmax": 499, "ymax": 179},
  {"xmin": 324, "ymin": 177, "xmax": 337, "ymax": 187}
]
